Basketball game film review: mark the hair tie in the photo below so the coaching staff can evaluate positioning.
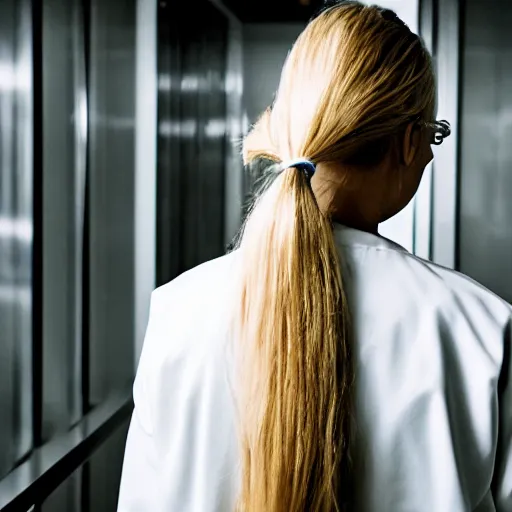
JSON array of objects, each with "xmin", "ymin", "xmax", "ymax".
[{"xmin": 280, "ymin": 159, "xmax": 316, "ymax": 180}]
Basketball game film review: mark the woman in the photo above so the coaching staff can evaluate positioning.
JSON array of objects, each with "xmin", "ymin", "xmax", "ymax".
[{"xmin": 118, "ymin": 2, "xmax": 512, "ymax": 511}]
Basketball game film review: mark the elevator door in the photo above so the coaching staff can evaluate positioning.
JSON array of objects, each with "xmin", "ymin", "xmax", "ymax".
[
  {"xmin": 458, "ymin": 0, "xmax": 512, "ymax": 303},
  {"xmin": 157, "ymin": 0, "xmax": 229, "ymax": 285}
]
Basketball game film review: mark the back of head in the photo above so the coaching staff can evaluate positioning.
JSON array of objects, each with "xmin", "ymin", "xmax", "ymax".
[
  {"xmin": 244, "ymin": 1, "xmax": 435, "ymax": 165},
  {"xmin": 234, "ymin": 2, "xmax": 436, "ymax": 511}
]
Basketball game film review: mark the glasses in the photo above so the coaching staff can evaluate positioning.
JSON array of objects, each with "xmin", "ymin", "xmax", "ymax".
[
  {"xmin": 419, "ymin": 119, "xmax": 451, "ymax": 146},
  {"xmin": 341, "ymin": 117, "xmax": 452, "ymax": 147}
]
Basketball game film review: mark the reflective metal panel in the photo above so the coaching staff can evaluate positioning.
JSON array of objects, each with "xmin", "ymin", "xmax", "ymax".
[
  {"xmin": 86, "ymin": 418, "xmax": 129, "ymax": 511},
  {"xmin": 36, "ymin": 418, "xmax": 129, "ymax": 512},
  {"xmin": 134, "ymin": 0, "xmax": 158, "ymax": 364},
  {"xmin": 180, "ymin": 10, "xmax": 206, "ymax": 269},
  {"xmin": 241, "ymin": 23, "xmax": 302, "ymax": 127},
  {"xmin": 88, "ymin": 0, "xmax": 136, "ymax": 405},
  {"xmin": 191, "ymin": 4, "xmax": 228, "ymax": 265},
  {"xmin": 0, "ymin": 0, "xmax": 33, "ymax": 479},
  {"xmin": 430, "ymin": 0, "xmax": 460, "ymax": 269},
  {"xmin": 156, "ymin": 0, "xmax": 184, "ymax": 284},
  {"xmin": 459, "ymin": 0, "xmax": 512, "ymax": 302},
  {"xmin": 40, "ymin": 469, "xmax": 81, "ymax": 512},
  {"xmin": 156, "ymin": 0, "xmax": 230, "ymax": 284},
  {"xmin": 0, "ymin": 389, "xmax": 131, "ymax": 511},
  {"xmin": 42, "ymin": 0, "xmax": 86, "ymax": 439}
]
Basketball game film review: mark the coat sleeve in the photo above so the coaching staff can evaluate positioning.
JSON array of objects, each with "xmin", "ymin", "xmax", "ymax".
[
  {"xmin": 117, "ymin": 291, "xmax": 162, "ymax": 511},
  {"xmin": 494, "ymin": 313, "xmax": 512, "ymax": 511}
]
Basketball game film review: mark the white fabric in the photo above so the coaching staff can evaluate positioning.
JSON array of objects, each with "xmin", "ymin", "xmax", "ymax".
[{"xmin": 118, "ymin": 225, "xmax": 512, "ymax": 511}]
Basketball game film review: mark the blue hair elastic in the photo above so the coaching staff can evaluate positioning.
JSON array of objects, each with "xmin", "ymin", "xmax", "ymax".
[{"xmin": 280, "ymin": 158, "xmax": 316, "ymax": 180}]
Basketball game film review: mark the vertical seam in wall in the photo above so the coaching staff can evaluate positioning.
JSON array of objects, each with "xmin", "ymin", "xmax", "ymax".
[{"xmin": 31, "ymin": 0, "xmax": 43, "ymax": 450}]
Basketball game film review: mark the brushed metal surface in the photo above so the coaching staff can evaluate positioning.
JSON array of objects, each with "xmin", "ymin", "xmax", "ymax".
[
  {"xmin": 459, "ymin": 0, "xmax": 512, "ymax": 302},
  {"xmin": 0, "ymin": 0, "xmax": 34, "ymax": 480}
]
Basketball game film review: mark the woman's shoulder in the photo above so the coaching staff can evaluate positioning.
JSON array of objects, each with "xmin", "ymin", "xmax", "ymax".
[
  {"xmin": 139, "ymin": 251, "xmax": 239, "ymax": 369},
  {"xmin": 407, "ymin": 252, "xmax": 512, "ymax": 323},
  {"xmin": 153, "ymin": 250, "xmax": 239, "ymax": 309},
  {"xmin": 338, "ymin": 224, "xmax": 511, "ymax": 326}
]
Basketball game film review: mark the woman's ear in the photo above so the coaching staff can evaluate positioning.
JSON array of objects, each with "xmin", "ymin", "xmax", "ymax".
[{"xmin": 401, "ymin": 121, "xmax": 421, "ymax": 166}]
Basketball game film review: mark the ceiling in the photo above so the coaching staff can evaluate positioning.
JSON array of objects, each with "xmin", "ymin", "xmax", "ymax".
[{"xmin": 222, "ymin": 0, "xmax": 326, "ymax": 23}]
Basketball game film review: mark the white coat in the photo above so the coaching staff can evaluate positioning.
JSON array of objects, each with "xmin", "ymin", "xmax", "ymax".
[{"xmin": 117, "ymin": 225, "xmax": 512, "ymax": 511}]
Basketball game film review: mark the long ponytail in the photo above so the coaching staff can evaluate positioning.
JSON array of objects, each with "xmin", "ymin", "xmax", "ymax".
[
  {"xmin": 233, "ymin": 2, "xmax": 437, "ymax": 509},
  {"xmin": 234, "ymin": 141, "xmax": 353, "ymax": 512}
]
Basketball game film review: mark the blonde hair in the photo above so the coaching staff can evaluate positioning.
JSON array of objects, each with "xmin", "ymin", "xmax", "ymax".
[{"xmin": 234, "ymin": 2, "xmax": 435, "ymax": 511}]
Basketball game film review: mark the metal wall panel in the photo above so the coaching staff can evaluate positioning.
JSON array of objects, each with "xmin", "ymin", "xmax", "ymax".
[
  {"xmin": 156, "ymin": 1, "xmax": 183, "ymax": 283},
  {"xmin": 134, "ymin": 0, "xmax": 158, "ymax": 364},
  {"xmin": 156, "ymin": 0, "xmax": 230, "ymax": 284},
  {"xmin": 86, "ymin": 419, "xmax": 129, "ymax": 511},
  {"xmin": 192, "ymin": 4, "xmax": 228, "ymax": 265},
  {"xmin": 430, "ymin": 0, "xmax": 461, "ymax": 269},
  {"xmin": 88, "ymin": 0, "xmax": 136, "ymax": 405},
  {"xmin": 40, "ymin": 469, "xmax": 81, "ymax": 512},
  {"xmin": 42, "ymin": 0, "xmax": 86, "ymax": 439},
  {"xmin": 242, "ymin": 23, "xmax": 302, "ymax": 126},
  {"xmin": 0, "ymin": 0, "xmax": 144, "ymax": 505},
  {"xmin": 37, "ymin": 419, "xmax": 129, "ymax": 511},
  {"xmin": 458, "ymin": 0, "xmax": 512, "ymax": 302},
  {"xmin": 180, "ymin": 15, "xmax": 204, "ymax": 269},
  {"xmin": 0, "ymin": 0, "xmax": 33, "ymax": 479}
]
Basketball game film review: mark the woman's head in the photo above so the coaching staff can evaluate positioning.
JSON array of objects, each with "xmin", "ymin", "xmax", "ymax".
[
  {"xmin": 244, "ymin": 1, "xmax": 447, "ymax": 229},
  {"xmin": 234, "ymin": 3, "xmax": 447, "ymax": 511}
]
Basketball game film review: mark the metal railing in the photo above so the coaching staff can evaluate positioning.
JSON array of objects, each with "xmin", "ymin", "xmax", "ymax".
[{"xmin": 0, "ymin": 390, "xmax": 132, "ymax": 512}]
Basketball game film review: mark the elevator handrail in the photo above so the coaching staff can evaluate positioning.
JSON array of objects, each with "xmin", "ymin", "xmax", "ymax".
[{"xmin": 0, "ymin": 389, "xmax": 133, "ymax": 511}]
